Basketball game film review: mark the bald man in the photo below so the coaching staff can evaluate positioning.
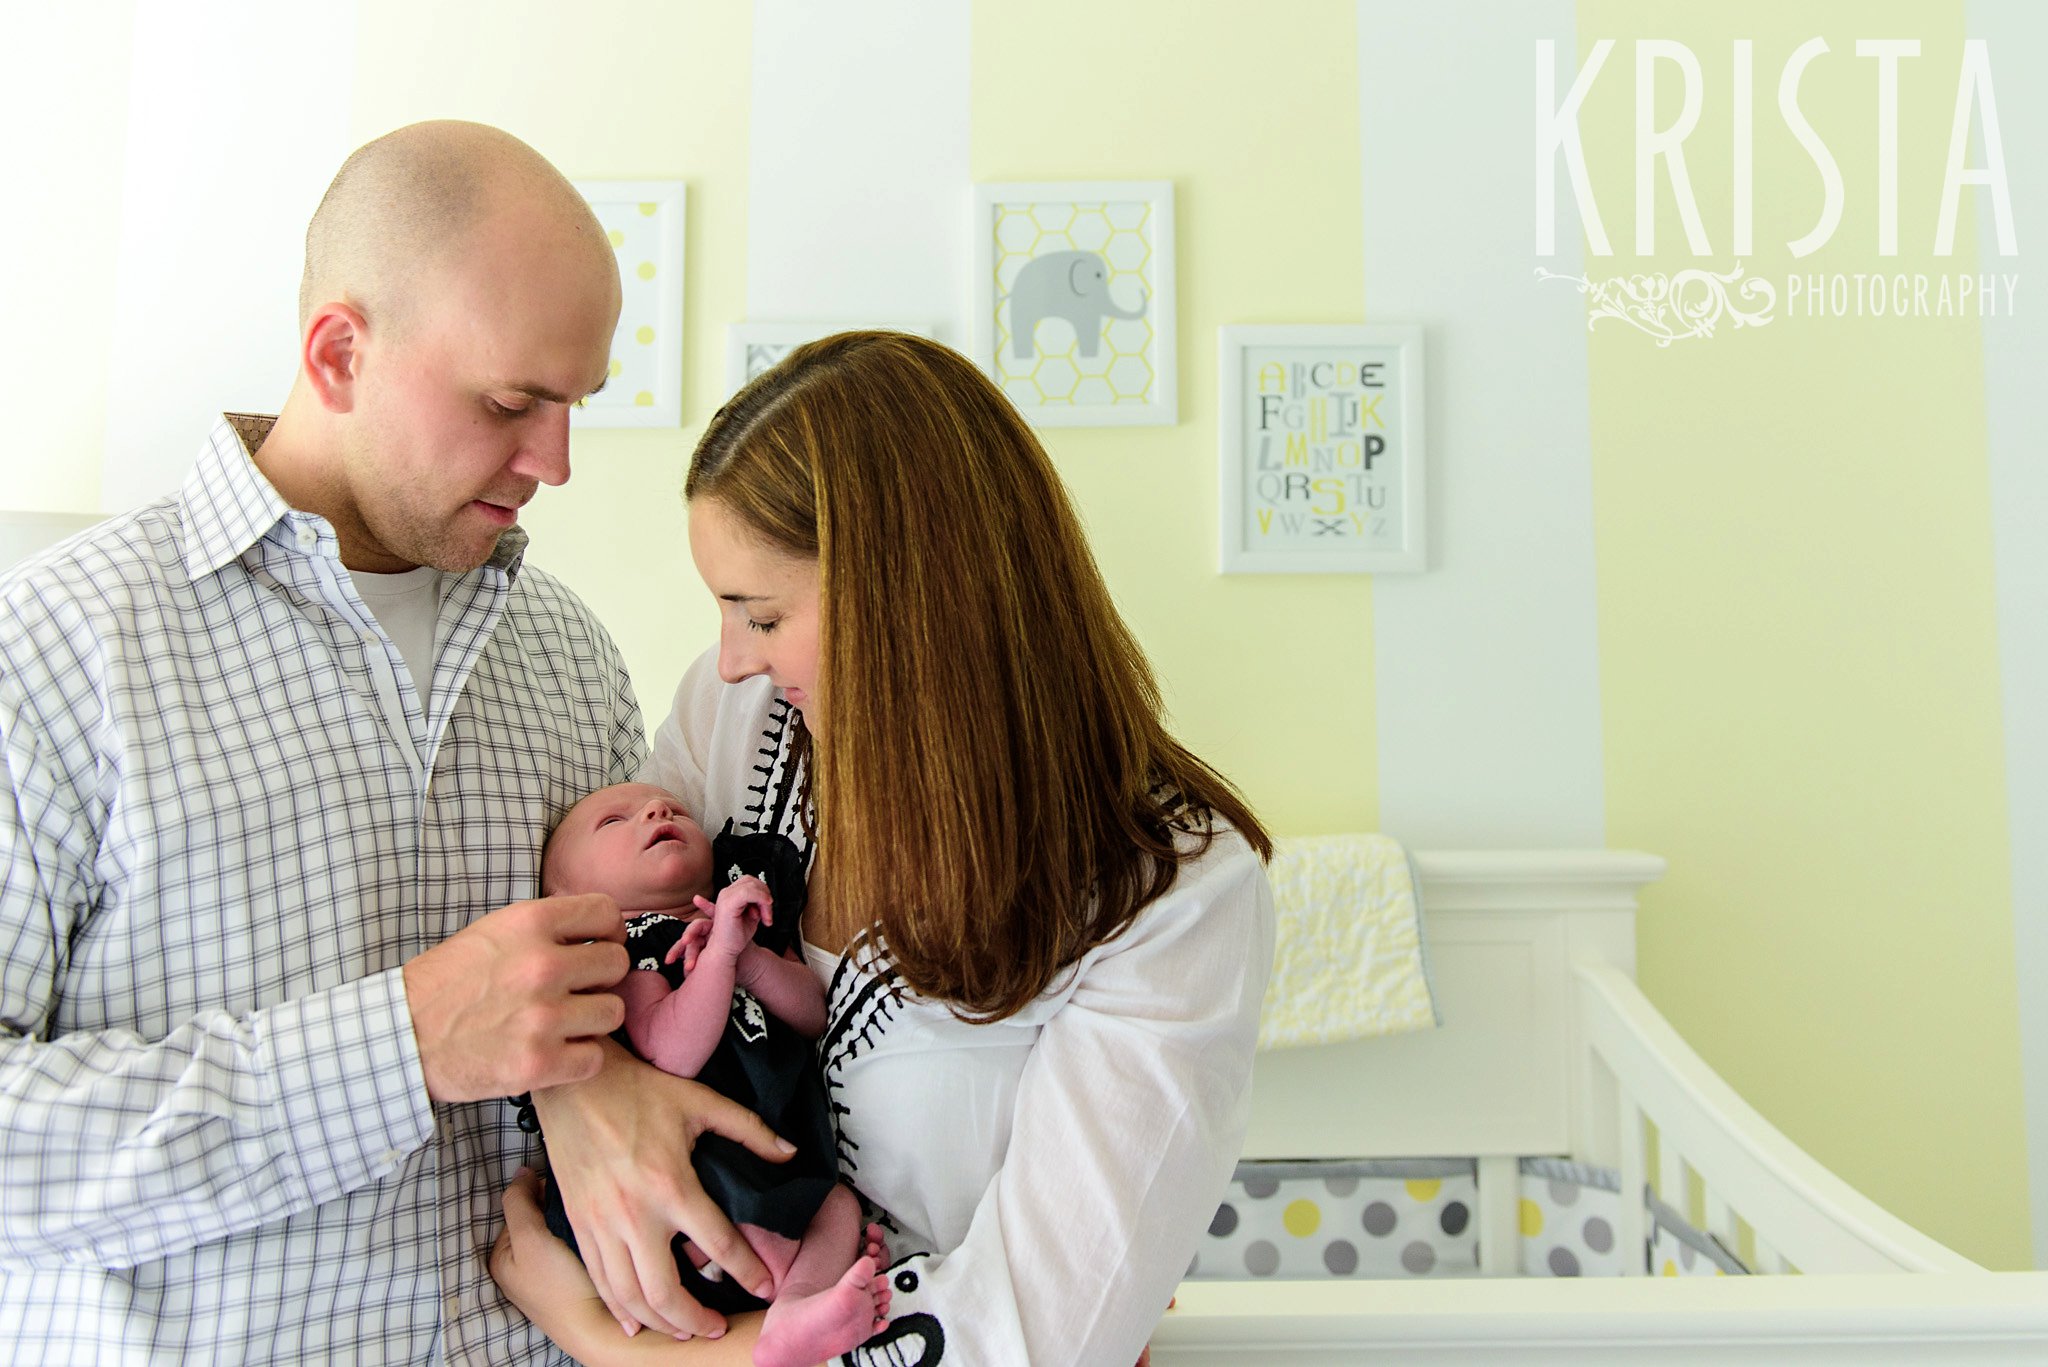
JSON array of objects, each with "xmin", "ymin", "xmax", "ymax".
[{"xmin": 0, "ymin": 122, "xmax": 779, "ymax": 1362}]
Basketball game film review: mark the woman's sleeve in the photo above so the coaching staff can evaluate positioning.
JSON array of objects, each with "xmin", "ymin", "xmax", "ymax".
[
  {"xmin": 641, "ymin": 646, "xmax": 723, "ymax": 816},
  {"xmin": 866, "ymin": 838, "xmax": 1276, "ymax": 1367}
]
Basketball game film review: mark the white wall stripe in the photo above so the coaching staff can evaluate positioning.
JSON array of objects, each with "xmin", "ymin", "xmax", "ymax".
[
  {"xmin": 744, "ymin": 0, "xmax": 972, "ymax": 352},
  {"xmin": 1357, "ymin": 0, "xmax": 1607, "ymax": 846},
  {"xmin": 1971, "ymin": 0, "xmax": 2048, "ymax": 1270},
  {"xmin": 99, "ymin": 0, "xmax": 359, "ymax": 512}
]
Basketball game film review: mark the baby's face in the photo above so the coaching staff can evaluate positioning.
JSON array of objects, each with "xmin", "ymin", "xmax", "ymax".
[{"xmin": 545, "ymin": 783, "xmax": 714, "ymax": 911}]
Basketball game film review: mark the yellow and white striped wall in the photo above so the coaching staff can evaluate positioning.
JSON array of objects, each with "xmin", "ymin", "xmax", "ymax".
[{"xmin": 2, "ymin": 0, "xmax": 2038, "ymax": 1271}]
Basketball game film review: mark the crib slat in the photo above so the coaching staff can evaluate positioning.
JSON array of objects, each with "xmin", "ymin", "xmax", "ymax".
[
  {"xmin": 1618, "ymin": 1098, "xmax": 1647, "ymax": 1276},
  {"xmin": 1476, "ymin": 1156, "xmax": 1522, "ymax": 1277},
  {"xmin": 1754, "ymin": 1230, "xmax": 1790, "ymax": 1275},
  {"xmin": 1574, "ymin": 963, "xmax": 1977, "ymax": 1274},
  {"xmin": 1658, "ymin": 1138, "xmax": 1687, "ymax": 1211},
  {"xmin": 1704, "ymin": 1189, "xmax": 1735, "ymax": 1249}
]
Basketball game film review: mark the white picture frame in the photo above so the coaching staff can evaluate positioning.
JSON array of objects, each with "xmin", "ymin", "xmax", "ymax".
[
  {"xmin": 571, "ymin": 179, "xmax": 686, "ymax": 428},
  {"xmin": 725, "ymin": 321, "xmax": 935, "ymax": 395},
  {"xmin": 1218, "ymin": 324, "xmax": 1427, "ymax": 574},
  {"xmin": 972, "ymin": 181, "xmax": 1176, "ymax": 428}
]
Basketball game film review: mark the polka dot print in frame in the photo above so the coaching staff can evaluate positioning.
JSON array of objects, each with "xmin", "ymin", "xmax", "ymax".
[
  {"xmin": 970, "ymin": 181, "xmax": 1177, "ymax": 428},
  {"xmin": 571, "ymin": 180, "xmax": 685, "ymax": 428}
]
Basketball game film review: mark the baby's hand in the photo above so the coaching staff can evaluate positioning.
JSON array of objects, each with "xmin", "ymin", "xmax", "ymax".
[
  {"xmin": 665, "ymin": 917, "xmax": 715, "ymax": 975},
  {"xmin": 691, "ymin": 875, "xmax": 773, "ymax": 958}
]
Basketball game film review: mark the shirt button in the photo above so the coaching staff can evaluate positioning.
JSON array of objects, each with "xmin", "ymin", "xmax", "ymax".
[
  {"xmin": 295, "ymin": 526, "xmax": 317, "ymax": 551},
  {"xmin": 380, "ymin": 1149, "xmax": 403, "ymax": 1167}
]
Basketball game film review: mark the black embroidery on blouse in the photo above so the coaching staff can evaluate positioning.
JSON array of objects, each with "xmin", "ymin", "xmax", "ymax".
[
  {"xmin": 841, "ymin": 1312, "xmax": 944, "ymax": 1366},
  {"xmin": 818, "ymin": 945, "xmax": 903, "ymax": 1175},
  {"xmin": 1147, "ymin": 775, "xmax": 1220, "ymax": 838},
  {"xmin": 740, "ymin": 695, "xmax": 813, "ymax": 847},
  {"xmin": 740, "ymin": 697, "xmax": 796, "ymax": 835},
  {"xmin": 767, "ymin": 710, "xmax": 811, "ymax": 839}
]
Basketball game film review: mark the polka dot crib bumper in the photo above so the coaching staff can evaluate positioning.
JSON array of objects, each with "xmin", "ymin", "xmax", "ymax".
[
  {"xmin": 1190, "ymin": 1159, "xmax": 1480, "ymax": 1281},
  {"xmin": 1188, "ymin": 1157, "xmax": 1748, "ymax": 1281},
  {"xmin": 1518, "ymin": 1157, "xmax": 1746, "ymax": 1278}
]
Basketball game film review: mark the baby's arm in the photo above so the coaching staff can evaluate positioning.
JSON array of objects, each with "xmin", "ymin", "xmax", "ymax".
[
  {"xmin": 682, "ymin": 877, "xmax": 826, "ymax": 1040},
  {"xmin": 735, "ymin": 946, "xmax": 826, "ymax": 1040},
  {"xmin": 620, "ymin": 948, "xmax": 739, "ymax": 1080}
]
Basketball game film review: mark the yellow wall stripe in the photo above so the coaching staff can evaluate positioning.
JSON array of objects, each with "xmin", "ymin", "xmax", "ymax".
[{"xmin": 972, "ymin": 0, "xmax": 1378, "ymax": 836}]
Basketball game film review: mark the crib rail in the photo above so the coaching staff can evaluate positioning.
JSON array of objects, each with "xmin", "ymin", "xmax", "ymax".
[
  {"xmin": 1154, "ymin": 1273, "xmax": 2048, "ymax": 1364},
  {"xmin": 1573, "ymin": 961, "xmax": 1977, "ymax": 1274}
]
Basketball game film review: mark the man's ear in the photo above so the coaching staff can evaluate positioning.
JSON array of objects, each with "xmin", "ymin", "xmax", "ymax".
[{"xmin": 302, "ymin": 303, "xmax": 368, "ymax": 413}]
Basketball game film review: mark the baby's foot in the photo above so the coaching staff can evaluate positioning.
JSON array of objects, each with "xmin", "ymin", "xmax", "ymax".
[
  {"xmin": 754, "ymin": 1256, "xmax": 891, "ymax": 1367},
  {"xmin": 862, "ymin": 1222, "xmax": 889, "ymax": 1268}
]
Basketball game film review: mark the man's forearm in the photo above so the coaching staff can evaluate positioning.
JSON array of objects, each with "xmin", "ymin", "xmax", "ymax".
[{"xmin": 0, "ymin": 970, "xmax": 433, "ymax": 1269}]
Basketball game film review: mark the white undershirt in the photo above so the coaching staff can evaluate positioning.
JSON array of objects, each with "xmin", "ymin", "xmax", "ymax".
[{"xmin": 348, "ymin": 566, "xmax": 443, "ymax": 707}]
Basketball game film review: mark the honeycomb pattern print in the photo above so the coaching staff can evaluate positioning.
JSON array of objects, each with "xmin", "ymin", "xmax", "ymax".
[{"xmin": 992, "ymin": 200, "xmax": 1156, "ymax": 408}]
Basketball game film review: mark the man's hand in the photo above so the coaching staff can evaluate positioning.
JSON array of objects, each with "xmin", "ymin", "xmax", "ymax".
[
  {"xmin": 534, "ymin": 1038, "xmax": 795, "ymax": 1340},
  {"xmin": 402, "ymin": 894, "xmax": 630, "ymax": 1102}
]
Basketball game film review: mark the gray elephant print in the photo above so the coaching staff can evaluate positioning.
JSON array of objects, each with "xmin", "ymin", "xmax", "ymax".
[{"xmin": 1007, "ymin": 249, "xmax": 1147, "ymax": 359}]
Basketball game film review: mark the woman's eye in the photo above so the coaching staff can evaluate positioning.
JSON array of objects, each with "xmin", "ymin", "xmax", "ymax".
[{"xmin": 746, "ymin": 618, "xmax": 780, "ymax": 634}]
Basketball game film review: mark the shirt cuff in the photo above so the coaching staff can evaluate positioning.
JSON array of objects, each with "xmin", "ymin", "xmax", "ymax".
[{"xmin": 257, "ymin": 967, "xmax": 435, "ymax": 1206}]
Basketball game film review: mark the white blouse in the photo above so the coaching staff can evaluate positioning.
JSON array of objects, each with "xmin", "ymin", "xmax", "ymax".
[{"xmin": 644, "ymin": 650, "xmax": 1274, "ymax": 1367}]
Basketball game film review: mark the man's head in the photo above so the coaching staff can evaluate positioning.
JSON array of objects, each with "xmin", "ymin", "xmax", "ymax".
[
  {"xmin": 542, "ymin": 783, "xmax": 715, "ymax": 911},
  {"xmin": 280, "ymin": 121, "xmax": 621, "ymax": 572}
]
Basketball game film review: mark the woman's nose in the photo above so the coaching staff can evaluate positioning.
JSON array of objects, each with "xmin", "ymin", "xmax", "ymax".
[{"xmin": 717, "ymin": 629, "xmax": 761, "ymax": 684}]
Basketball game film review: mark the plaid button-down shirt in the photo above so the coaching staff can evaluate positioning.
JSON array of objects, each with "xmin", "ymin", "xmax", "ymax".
[{"xmin": 0, "ymin": 416, "xmax": 644, "ymax": 1363}]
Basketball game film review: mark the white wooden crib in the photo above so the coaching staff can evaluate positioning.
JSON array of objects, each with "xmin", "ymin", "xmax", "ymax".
[{"xmin": 1156, "ymin": 850, "xmax": 2048, "ymax": 1364}]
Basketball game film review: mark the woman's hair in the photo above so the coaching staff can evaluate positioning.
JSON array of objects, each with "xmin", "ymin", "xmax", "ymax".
[{"xmin": 687, "ymin": 331, "xmax": 1271, "ymax": 1021}]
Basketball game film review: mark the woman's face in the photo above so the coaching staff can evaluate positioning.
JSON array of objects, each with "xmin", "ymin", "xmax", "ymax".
[{"xmin": 688, "ymin": 497, "xmax": 823, "ymax": 729}]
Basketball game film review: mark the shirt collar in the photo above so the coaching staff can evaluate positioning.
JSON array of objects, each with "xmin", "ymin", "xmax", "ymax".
[
  {"xmin": 177, "ymin": 414, "xmax": 294, "ymax": 580},
  {"xmin": 175, "ymin": 413, "xmax": 529, "ymax": 583}
]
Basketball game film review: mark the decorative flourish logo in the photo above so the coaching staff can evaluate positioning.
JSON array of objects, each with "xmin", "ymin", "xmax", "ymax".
[
  {"xmin": 1532, "ymin": 40, "xmax": 2019, "ymax": 338},
  {"xmin": 1535, "ymin": 265, "xmax": 1778, "ymax": 345}
]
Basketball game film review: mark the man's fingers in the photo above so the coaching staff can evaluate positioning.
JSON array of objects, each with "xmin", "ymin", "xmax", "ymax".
[
  {"xmin": 558, "ymin": 991, "xmax": 627, "ymax": 1043},
  {"xmin": 545, "ymin": 893, "xmax": 628, "ymax": 943},
  {"xmin": 557, "ymin": 938, "xmax": 630, "ymax": 991}
]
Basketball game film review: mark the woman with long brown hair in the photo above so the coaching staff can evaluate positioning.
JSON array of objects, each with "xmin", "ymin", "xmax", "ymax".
[{"xmin": 494, "ymin": 332, "xmax": 1275, "ymax": 1365}]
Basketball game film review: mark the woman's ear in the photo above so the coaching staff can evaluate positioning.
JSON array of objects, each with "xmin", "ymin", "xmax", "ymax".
[{"xmin": 301, "ymin": 303, "xmax": 368, "ymax": 413}]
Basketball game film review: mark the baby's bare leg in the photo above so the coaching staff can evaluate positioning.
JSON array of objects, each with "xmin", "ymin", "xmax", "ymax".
[{"xmin": 753, "ymin": 1187, "xmax": 891, "ymax": 1367}]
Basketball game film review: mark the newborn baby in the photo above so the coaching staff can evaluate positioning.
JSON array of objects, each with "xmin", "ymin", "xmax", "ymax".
[{"xmin": 540, "ymin": 782, "xmax": 889, "ymax": 1366}]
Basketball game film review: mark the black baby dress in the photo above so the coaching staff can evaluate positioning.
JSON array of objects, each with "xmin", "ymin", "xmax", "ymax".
[{"xmin": 541, "ymin": 822, "xmax": 838, "ymax": 1315}]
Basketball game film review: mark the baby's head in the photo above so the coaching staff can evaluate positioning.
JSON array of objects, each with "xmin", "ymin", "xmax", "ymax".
[{"xmin": 542, "ymin": 782, "xmax": 715, "ymax": 911}]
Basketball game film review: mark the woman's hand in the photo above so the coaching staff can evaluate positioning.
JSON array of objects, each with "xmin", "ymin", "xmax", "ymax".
[
  {"xmin": 531, "ymin": 1037, "xmax": 796, "ymax": 1339},
  {"xmin": 492, "ymin": 1167, "xmax": 620, "ymax": 1353}
]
